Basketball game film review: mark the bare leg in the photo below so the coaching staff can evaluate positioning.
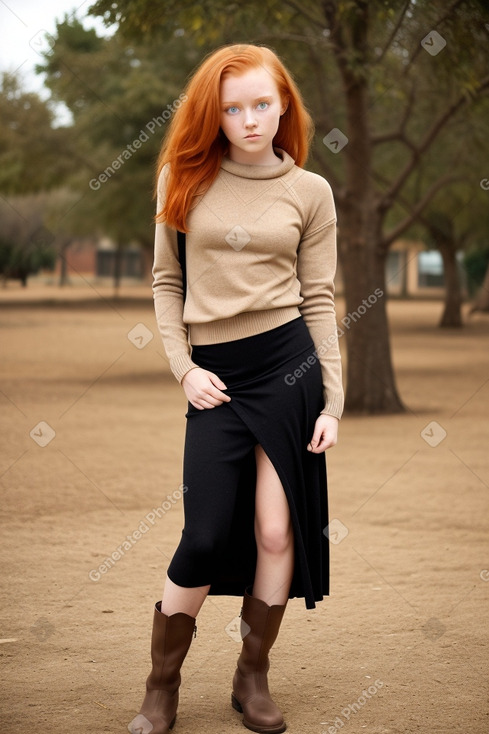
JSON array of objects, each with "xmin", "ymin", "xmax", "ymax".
[
  {"xmin": 160, "ymin": 576, "xmax": 210, "ymax": 618},
  {"xmin": 161, "ymin": 443, "xmax": 293, "ymax": 614},
  {"xmin": 253, "ymin": 444, "xmax": 294, "ymax": 606}
]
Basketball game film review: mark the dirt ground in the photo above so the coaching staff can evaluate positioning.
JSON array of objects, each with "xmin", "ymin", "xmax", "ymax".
[{"xmin": 0, "ymin": 283, "xmax": 488, "ymax": 734}]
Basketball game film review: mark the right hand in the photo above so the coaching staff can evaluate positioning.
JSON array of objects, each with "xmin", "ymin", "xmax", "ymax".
[{"xmin": 181, "ymin": 367, "xmax": 231, "ymax": 410}]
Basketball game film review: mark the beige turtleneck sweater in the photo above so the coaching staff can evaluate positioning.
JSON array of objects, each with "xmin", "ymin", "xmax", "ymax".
[{"xmin": 152, "ymin": 148, "xmax": 344, "ymax": 419}]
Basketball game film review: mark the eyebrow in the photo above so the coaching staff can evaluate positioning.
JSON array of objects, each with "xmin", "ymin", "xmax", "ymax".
[{"xmin": 221, "ymin": 95, "xmax": 274, "ymax": 106}]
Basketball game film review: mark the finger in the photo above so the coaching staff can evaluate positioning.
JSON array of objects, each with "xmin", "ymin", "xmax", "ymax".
[
  {"xmin": 196, "ymin": 398, "xmax": 219, "ymax": 410},
  {"xmin": 200, "ymin": 390, "xmax": 228, "ymax": 406},
  {"xmin": 307, "ymin": 427, "xmax": 324, "ymax": 452},
  {"xmin": 308, "ymin": 441, "xmax": 326, "ymax": 453},
  {"xmin": 208, "ymin": 372, "xmax": 228, "ymax": 391},
  {"xmin": 198, "ymin": 393, "xmax": 231, "ymax": 408},
  {"xmin": 189, "ymin": 401, "xmax": 204, "ymax": 410},
  {"xmin": 315, "ymin": 434, "xmax": 337, "ymax": 452},
  {"xmin": 313, "ymin": 438, "xmax": 329, "ymax": 453},
  {"xmin": 207, "ymin": 385, "xmax": 231, "ymax": 402}
]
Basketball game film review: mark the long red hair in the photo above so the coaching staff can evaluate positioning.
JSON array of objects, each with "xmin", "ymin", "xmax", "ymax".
[{"xmin": 156, "ymin": 44, "xmax": 314, "ymax": 232}]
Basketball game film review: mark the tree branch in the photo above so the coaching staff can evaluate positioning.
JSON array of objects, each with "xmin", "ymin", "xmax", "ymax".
[
  {"xmin": 256, "ymin": 30, "xmax": 328, "ymax": 46},
  {"xmin": 371, "ymin": 131, "xmax": 404, "ymax": 145},
  {"xmin": 382, "ymin": 172, "xmax": 463, "ymax": 247},
  {"xmin": 306, "ymin": 42, "xmax": 335, "ymax": 130},
  {"xmin": 380, "ymin": 75, "xmax": 489, "ymax": 208},
  {"xmin": 322, "ymin": 1, "xmax": 346, "ymax": 59},
  {"xmin": 403, "ymin": 0, "xmax": 465, "ymax": 75},
  {"xmin": 282, "ymin": 0, "xmax": 325, "ymax": 28},
  {"xmin": 376, "ymin": 0, "xmax": 413, "ymax": 64},
  {"xmin": 371, "ymin": 81, "xmax": 415, "ymax": 146}
]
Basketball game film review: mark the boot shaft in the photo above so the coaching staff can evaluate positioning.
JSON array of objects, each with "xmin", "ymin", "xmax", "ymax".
[
  {"xmin": 147, "ymin": 602, "xmax": 197, "ymax": 691},
  {"xmin": 238, "ymin": 589, "xmax": 287, "ymax": 673}
]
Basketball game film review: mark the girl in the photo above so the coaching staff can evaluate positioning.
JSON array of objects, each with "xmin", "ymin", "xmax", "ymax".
[{"xmin": 128, "ymin": 43, "xmax": 343, "ymax": 734}]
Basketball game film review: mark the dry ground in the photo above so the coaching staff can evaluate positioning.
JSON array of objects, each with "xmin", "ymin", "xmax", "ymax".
[{"xmin": 0, "ymin": 284, "xmax": 488, "ymax": 734}]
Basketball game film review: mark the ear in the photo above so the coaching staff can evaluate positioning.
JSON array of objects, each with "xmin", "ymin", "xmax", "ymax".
[{"xmin": 280, "ymin": 96, "xmax": 289, "ymax": 116}]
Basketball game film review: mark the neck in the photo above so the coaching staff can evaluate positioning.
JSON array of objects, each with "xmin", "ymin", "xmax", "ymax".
[{"xmin": 226, "ymin": 144, "xmax": 282, "ymax": 166}]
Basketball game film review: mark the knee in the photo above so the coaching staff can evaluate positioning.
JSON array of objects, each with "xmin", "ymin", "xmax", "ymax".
[{"xmin": 255, "ymin": 521, "xmax": 293, "ymax": 555}]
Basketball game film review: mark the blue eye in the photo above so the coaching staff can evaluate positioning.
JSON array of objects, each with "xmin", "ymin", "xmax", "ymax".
[
  {"xmin": 227, "ymin": 106, "xmax": 240, "ymax": 114},
  {"xmin": 257, "ymin": 102, "xmax": 269, "ymax": 110}
]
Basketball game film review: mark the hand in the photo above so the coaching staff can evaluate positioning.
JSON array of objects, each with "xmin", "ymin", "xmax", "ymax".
[
  {"xmin": 307, "ymin": 414, "xmax": 339, "ymax": 453},
  {"xmin": 181, "ymin": 367, "xmax": 232, "ymax": 410}
]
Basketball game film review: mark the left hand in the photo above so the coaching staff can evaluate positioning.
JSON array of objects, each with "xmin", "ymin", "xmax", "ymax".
[{"xmin": 307, "ymin": 414, "xmax": 339, "ymax": 453}]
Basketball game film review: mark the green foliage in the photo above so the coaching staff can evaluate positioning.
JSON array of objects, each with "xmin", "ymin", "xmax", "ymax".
[
  {"xmin": 463, "ymin": 245, "xmax": 489, "ymax": 297},
  {"xmin": 0, "ymin": 195, "xmax": 57, "ymax": 285},
  {"xmin": 35, "ymin": 15, "xmax": 216, "ymax": 247},
  {"xmin": 0, "ymin": 73, "xmax": 73, "ymax": 194}
]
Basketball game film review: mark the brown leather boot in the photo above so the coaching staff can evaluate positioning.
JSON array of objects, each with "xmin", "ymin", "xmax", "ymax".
[
  {"xmin": 128, "ymin": 602, "xmax": 196, "ymax": 734},
  {"xmin": 232, "ymin": 588, "xmax": 287, "ymax": 733}
]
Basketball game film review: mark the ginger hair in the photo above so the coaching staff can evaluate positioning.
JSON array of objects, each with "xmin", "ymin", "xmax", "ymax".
[{"xmin": 155, "ymin": 44, "xmax": 314, "ymax": 232}]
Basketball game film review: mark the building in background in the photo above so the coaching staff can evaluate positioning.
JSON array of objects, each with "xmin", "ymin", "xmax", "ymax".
[
  {"xmin": 50, "ymin": 237, "xmax": 151, "ymax": 286},
  {"xmin": 27, "ymin": 237, "xmax": 466, "ymax": 297},
  {"xmin": 335, "ymin": 239, "xmax": 466, "ymax": 299}
]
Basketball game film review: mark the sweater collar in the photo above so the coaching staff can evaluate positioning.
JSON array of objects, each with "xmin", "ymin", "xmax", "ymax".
[{"xmin": 220, "ymin": 148, "xmax": 295, "ymax": 179}]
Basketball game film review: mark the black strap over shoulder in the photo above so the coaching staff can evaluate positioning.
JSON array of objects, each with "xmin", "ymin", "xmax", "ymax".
[{"xmin": 177, "ymin": 230, "xmax": 187, "ymax": 302}]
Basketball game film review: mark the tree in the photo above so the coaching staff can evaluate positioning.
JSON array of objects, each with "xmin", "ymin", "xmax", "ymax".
[
  {"xmin": 0, "ymin": 194, "xmax": 57, "ymax": 286},
  {"xmin": 0, "ymin": 72, "xmax": 75, "ymax": 193},
  {"xmin": 0, "ymin": 73, "xmax": 77, "ymax": 285},
  {"xmin": 88, "ymin": 0, "xmax": 489, "ymax": 412},
  {"xmin": 36, "ymin": 15, "xmax": 213, "ymax": 256}
]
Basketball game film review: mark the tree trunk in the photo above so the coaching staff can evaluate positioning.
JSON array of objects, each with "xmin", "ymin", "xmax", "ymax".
[
  {"xmin": 339, "ymin": 204, "xmax": 405, "ymax": 413},
  {"xmin": 58, "ymin": 240, "xmax": 70, "ymax": 287},
  {"xmin": 113, "ymin": 243, "xmax": 122, "ymax": 297},
  {"xmin": 325, "ymin": 0, "xmax": 405, "ymax": 413},
  {"xmin": 438, "ymin": 240, "xmax": 463, "ymax": 327}
]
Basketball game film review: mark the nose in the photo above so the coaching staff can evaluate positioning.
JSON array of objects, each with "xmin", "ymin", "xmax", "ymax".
[{"xmin": 244, "ymin": 108, "xmax": 257, "ymax": 128}]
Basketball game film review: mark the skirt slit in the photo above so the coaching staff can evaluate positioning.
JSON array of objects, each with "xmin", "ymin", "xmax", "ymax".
[{"xmin": 166, "ymin": 315, "xmax": 330, "ymax": 610}]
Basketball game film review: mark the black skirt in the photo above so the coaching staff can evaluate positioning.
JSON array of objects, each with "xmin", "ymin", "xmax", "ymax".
[{"xmin": 167, "ymin": 315, "xmax": 329, "ymax": 609}]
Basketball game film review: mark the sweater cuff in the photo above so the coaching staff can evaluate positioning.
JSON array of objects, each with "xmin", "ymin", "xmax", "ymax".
[
  {"xmin": 170, "ymin": 353, "xmax": 200, "ymax": 384},
  {"xmin": 320, "ymin": 392, "xmax": 344, "ymax": 420}
]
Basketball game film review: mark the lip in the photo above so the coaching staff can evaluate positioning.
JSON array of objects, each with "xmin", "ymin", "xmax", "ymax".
[{"xmin": 244, "ymin": 134, "xmax": 261, "ymax": 139}]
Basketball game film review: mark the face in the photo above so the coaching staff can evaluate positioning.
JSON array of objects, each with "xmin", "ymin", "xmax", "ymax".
[{"xmin": 220, "ymin": 66, "xmax": 287, "ymax": 165}]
